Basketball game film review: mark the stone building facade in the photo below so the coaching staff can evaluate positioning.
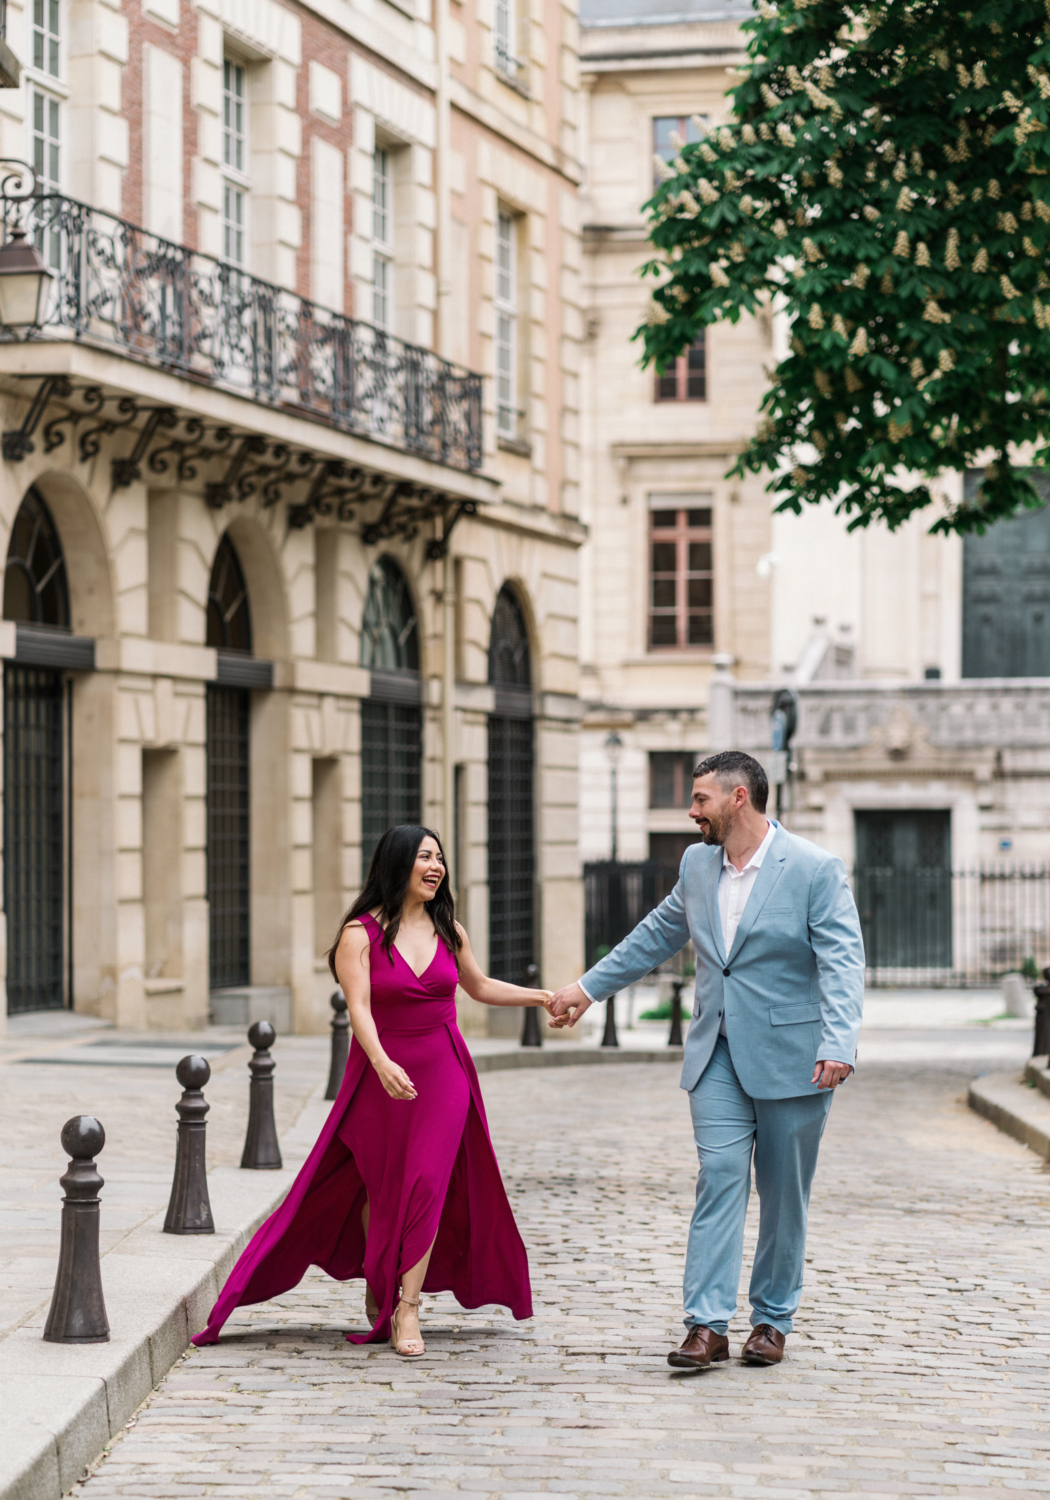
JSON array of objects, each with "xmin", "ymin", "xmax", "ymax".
[{"xmin": 0, "ymin": 0, "xmax": 585, "ymax": 1035}]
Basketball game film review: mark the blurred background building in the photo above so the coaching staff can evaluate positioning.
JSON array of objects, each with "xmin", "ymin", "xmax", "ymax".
[{"xmin": 0, "ymin": 0, "xmax": 585, "ymax": 1036}]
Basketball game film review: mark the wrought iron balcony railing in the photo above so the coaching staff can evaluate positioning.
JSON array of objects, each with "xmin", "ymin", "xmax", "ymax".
[{"xmin": 0, "ymin": 192, "xmax": 483, "ymax": 472}]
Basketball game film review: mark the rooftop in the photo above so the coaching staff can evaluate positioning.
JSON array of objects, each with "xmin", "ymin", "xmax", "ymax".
[{"xmin": 578, "ymin": 0, "xmax": 752, "ymax": 28}]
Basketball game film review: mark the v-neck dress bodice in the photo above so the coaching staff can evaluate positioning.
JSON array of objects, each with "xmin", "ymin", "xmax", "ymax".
[{"xmin": 191, "ymin": 912, "xmax": 532, "ymax": 1347}]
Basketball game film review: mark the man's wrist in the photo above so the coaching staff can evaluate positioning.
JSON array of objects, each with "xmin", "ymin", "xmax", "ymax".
[{"xmin": 577, "ymin": 979, "xmax": 594, "ymax": 1003}]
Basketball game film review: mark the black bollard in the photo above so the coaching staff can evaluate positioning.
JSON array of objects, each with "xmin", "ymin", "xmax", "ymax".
[
  {"xmin": 601, "ymin": 993, "xmax": 619, "ymax": 1048},
  {"xmin": 241, "ymin": 1021, "xmax": 283, "ymax": 1170},
  {"xmin": 668, "ymin": 979, "xmax": 684, "ymax": 1048},
  {"xmin": 44, "ymin": 1116, "xmax": 110, "ymax": 1343},
  {"xmin": 520, "ymin": 962, "xmax": 542, "ymax": 1048},
  {"xmin": 1033, "ymin": 966, "xmax": 1050, "ymax": 1059},
  {"xmin": 325, "ymin": 990, "xmax": 351, "ymax": 1100},
  {"xmin": 164, "ymin": 1055, "xmax": 215, "ymax": 1235}
]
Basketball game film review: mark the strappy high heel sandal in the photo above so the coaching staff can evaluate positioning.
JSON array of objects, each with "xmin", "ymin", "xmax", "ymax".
[
  {"xmin": 365, "ymin": 1285, "xmax": 379, "ymax": 1325},
  {"xmin": 390, "ymin": 1295, "xmax": 425, "ymax": 1358}
]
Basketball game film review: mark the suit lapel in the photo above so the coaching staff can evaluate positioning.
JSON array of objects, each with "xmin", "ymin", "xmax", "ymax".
[
  {"xmin": 705, "ymin": 846, "xmax": 726, "ymax": 963},
  {"xmin": 725, "ymin": 827, "xmax": 788, "ymax": 964}
]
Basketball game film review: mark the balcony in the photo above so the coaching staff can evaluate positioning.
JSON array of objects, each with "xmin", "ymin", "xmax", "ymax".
[{"xmin": 0, "ymin": 193, "xmax": 483, "ymax": 475}]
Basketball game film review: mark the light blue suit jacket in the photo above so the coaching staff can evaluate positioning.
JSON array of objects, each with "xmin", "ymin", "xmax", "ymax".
[{"xmin": 580, "ymin": 825, "xmax": 865, "ymax": 1099}]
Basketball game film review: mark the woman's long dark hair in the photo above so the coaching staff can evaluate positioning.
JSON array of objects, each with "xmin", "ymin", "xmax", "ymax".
[{"xmin": 327, "ymin": 824, "xmax": 461, "ymax": 978}]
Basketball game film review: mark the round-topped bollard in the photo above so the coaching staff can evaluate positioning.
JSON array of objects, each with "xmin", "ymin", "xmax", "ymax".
[
  {"xmin": 163, "ymin": 1054, "xmax": 215, "ymax": 1235},
  {"xmin": 668, "ymin": 979, "xmax": 684, "ymax": 1048},
  {"xmin": 44, "ymin": 1115, "xmax": 110, "ymax": 1343},
  {"xmin": 241, "ymin": 1022, "xmax": 282, "ymax": 1170},
  {"xmin": 325, "ymin": 990, "xmax": 350, "ymax": 1101}
]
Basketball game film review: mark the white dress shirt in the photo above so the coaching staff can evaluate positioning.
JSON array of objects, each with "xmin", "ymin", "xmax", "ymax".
[{"xmin": 717, "ymin": 819, "xmax": 776, "ymax": 1034}]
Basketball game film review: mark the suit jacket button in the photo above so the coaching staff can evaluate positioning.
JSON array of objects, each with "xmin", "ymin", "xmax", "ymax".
[{"xmin": 723, "ymin": 966, "xmax": 731, "ymax": 977}]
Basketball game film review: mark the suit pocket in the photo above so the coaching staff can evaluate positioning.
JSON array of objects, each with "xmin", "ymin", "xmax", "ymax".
[{"xmin": 769, "ymin": 1002, "xmax": 822, "ymax": 1026}]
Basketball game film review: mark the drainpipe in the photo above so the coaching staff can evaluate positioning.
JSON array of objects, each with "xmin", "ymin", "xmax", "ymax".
[{"xmin": 442, "ymin": 526, "xmax": 456, "ymax": 854}]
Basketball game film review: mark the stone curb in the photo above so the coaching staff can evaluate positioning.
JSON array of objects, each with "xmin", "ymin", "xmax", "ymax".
[
  {"xmin": 967, "ymin": 1068, "xmax": 1050, "ymax": 1160},
  {"xmin": 3, "ymin": 1044, "xmax": 682, "ymax": 1500}
]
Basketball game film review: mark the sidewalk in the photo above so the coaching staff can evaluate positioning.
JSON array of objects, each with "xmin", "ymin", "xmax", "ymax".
[{"xmin": 0, "ymin": 1014, "xmax": 684, "ymax": 1500}]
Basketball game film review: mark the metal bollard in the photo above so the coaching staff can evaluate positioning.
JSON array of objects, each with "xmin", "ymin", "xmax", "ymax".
[
  {"xmin": 325, "ymin": 990, "xmax": 351, "ymax": 1100},
  {"xmin": 164, "ymin": 1055, "xmax": 215, "ymax": 1235},
  {"xmin": 44, "ymin": 1116, "xmax": 110, "ymax": 1343},
  {"xmin": 601, "ymin": 993, "xmax": 619, "ymax": 1048},
  {"xmin": 1033, "ymin": 966, "xmax": 1050, "ymax": 1059},
  {"xmin": 241, "ymin": 1021, "xmax": 283, "ymax": 1170},
  {"xmin": 668, "ymin": 979, "xmax": 684, "ymax": 1048},
  {"xmin": 520, "ymin": 962, "xmax": 542, "ymax": 1048}
]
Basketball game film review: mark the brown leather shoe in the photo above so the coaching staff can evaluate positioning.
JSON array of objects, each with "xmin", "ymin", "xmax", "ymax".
[
  {"xmin": 741, "ymin": 1324, "xmax": 786, "ymax": 1365},
  {"xmin": 667, "ymin": 1325, "xmax": 730, "ymax": 1369}
]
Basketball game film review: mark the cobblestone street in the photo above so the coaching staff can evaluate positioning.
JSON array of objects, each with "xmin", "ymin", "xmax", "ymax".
[{"xmin": 74, "ymin": 1039, "xmax": 1050, "ymax": 1499}]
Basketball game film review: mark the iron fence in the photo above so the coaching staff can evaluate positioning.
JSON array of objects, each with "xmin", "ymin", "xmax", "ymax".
[
  {"xmin": 584, "ymin": 859, "xmax": 1050, "ymax": 989},
  {"xmin": 2, "ymin": 193, "xmax": 484, "ymax": 472}
]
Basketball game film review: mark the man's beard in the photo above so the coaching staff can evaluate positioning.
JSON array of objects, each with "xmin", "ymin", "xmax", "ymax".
[{"xmin": 698, "ymin": 810, "xmax": 731, "ymax": 846}]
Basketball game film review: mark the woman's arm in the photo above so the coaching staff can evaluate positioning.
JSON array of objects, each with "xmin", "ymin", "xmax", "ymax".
[
  {"xmin": 333, "ymin": 921, "xmax": 418, "ymax": 1100},
  {"xmin": 453, "ymin": 922, "xmax": 553, "ymax": 1008}
]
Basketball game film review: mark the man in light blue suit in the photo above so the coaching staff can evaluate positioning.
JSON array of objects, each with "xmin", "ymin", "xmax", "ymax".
[{"xmin": 550, "ymin": 750, "xmax": 864, "ymax": 1369}]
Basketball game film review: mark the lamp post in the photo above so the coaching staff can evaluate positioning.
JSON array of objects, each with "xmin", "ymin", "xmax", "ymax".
[
  {"xmin": 0, "ymin": 161, "xmax": 52, "ymax": 333},
  {"xmin": 604, "ymin": 730, "xmax": 622, "ymax": 863}
]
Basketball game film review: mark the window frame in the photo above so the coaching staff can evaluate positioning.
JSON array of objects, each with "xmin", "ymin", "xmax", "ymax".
[
  {"xmin": 648, "ymin": 751, "xmax": 696, "ymax": 810},
  {"xmin": 494, "ymin": 0, "xmax": 521, "ymax": 81},
  {"xmin": 647, "ymin": 500, "xmax": 715, "ymax": 653},
  {"xmin": 495, "ymin": 208, "xmax": 519, "ymax": 440},
  {"xmin": 654, "ymin": 334, "xmax": 707, "ymax": 403},
  {"xmin": 221, "ymin": 57, "xmax": 250, "ymax": 269},
  {"xmin": 652, "ymin": 113, "xmax": 707, "ymax": 187},
  {"xmin": 372, "ymin": 145, "xmax": 393, "ymax": 332}
]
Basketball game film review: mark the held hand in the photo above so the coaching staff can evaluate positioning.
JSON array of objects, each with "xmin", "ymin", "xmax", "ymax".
[
  {"xmin": 547, "ymin": 981, "xmax": 592, "ymax": 1029},
  {"xmin": 374, "ymin": 1055, "xmax": 418, "ymax": 1100},
  {"xmin": 812, "ymin": 1059, "xmax": 852, "ymax": 1090}
]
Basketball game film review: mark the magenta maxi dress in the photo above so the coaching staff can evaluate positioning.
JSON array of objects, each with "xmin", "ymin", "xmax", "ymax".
[{"xmin": 191, "ymin": 914, "xmax": 532, "ymax": 1345}]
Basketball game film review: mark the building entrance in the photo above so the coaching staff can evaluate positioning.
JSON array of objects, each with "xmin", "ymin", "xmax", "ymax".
[
  {"xmin": 487, "ymin": 586, "xmax": 535, "ymax": 983},
  {"xmin": 854, "ymin": 809, "xmax": 952, "ymax": 972}
]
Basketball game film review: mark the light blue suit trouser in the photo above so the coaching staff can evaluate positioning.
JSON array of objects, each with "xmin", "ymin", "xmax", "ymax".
[{"xmin": 684, "ymin": 1036, "xmax": 833, "ymax": 1336}]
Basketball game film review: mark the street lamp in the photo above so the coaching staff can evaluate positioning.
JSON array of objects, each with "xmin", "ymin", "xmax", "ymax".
[
  {"xmin": 0, "ymin": 161, "xmax": 52, "ymax": 333},
  {"xmin": 604, "ymin": 729, "xmax": 623, "ymax": 863}
]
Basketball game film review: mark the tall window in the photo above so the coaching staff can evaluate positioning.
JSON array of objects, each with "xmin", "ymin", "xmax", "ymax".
[
  {"xmin": 653, "ymin": 114, "xmax": 706, "ymax": 183},
  {"xmin": 360, "ymin": 558, "xmax": 422, "ymax": 877},
  {"xmin": 495, "ymin": 210, "xmax": 519, "ymax": 439},
  {"xmin": 487, "ymin": 585, "xmax": 534, "ymax": 984},
  {"xmin": 373, "ymin": 146, "xmax": 393, "ymax": 331},
  {"xmin": 655, "ymin": 334, "xmax": 706, "ymax": 402},
  {"xmin": 494, "ymin": 0, "xmax": 518, "ymax": 78},
  {"xmin": 28, "ymin": 0, "xmax": 63, "ymax": 267},
  {"xmin": 222, "ymin": 59, "xmax": 249, "ymax": 267},
  {"xmin": 649, "ymin": 752, "xmax": 695, "ymax": 809},
  {"xmin": 649, "ymin": 503, "xmax": 713, "ymax": 650}
]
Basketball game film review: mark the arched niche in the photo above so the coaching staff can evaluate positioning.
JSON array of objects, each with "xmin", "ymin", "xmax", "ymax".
[
  {"xmin": 15, "ymin": 471, "xmax": 116, "ymax": 638},
  {"xmin": 3, "ymin": 486, "xmax": 70, "ymax": 627},
  {"xmin": 213, "ymin": 516, "xmax": 289, "ymax": 661},
  {"xmin": 206, "ymin": 533, "xmax": 253, "ymax": 653},
  {"xmin": 488, "ymin": 583, "xmax": 532, "ymax": 690}
]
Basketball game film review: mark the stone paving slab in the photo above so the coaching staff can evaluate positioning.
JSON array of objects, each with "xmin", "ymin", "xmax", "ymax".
[{"xmin": 61, "ymin": 1025, "xmax": 1050, "ymax": 1500}]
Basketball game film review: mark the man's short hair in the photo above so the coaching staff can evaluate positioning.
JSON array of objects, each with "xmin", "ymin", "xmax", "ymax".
[{"xmin": 692, "ymin": 751, "xmax": 769, "ymax": 815}]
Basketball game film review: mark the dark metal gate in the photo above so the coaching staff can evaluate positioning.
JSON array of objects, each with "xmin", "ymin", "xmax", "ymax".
[
  {"xmin": 206, "ymin": 684, "xmax": 250, "ymax": 989},
  {"xmin": 854, "ymin": 809, "xmax": 952, "ymax": 972},
  {"xmin": 3, "ymin": 664, "xmax": 66, "ymax": 1012},
  {"xmin": 487, "ymin": 711, "xmax": 534, "ymax": 982},
  {"xmin": 361, "ymin": 698, "xmax": 423, "ymax": 876}
]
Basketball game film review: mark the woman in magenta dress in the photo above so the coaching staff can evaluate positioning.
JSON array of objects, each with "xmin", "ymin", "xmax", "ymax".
[{"xmin": 191, "ymin": 824, "xmax": 549, "ymax": 1357}]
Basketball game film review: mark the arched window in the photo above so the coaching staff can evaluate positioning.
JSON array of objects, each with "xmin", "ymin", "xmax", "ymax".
[
  {"xmin": 3, "ymin": 487, "xmax": 70, "ymax": 1014},
  {"xmin": 360, "ymin": 557, "xmax": 422, "ymax": 877},
  {"xmin": 488, "ymin": 585, "xmax": 530, "ymax": 688},
  {"xmin": 487, "ymin": 584, "xmax": 535, "ymax": 986},
  {"xmin": 360, "ymin": 556, "xmax": 419, "ymax": 672},
  {"xmin": 206, "ymin": 534, "xmax": 252, "ymax": 990},
  {"xmin": 3, "ymin": 487, "xmax": 70, "ymax": 628},
  {"xmin": 207, "ymin": 534, "xmax": 252, "ymax": 653}
]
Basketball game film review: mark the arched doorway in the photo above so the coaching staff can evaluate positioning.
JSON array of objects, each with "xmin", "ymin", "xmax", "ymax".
[
  {"xmin": 3, "ymin": 488, "xmax": 71, "ymax": 1012},
  {"xmin": 206, "ymin": 534, "xmax": 253, "ymax": 989},
  {"xmin": 486, "ymin": 585, "xmax": 535, "ymax": 983},
  {"xmin": 360, "ymin": 557, "xmax": 422, "ymax": 877}
]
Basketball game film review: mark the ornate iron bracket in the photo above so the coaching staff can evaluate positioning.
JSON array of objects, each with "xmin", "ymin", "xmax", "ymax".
[
  {"xmin": 111, "ymin": 406, "xmax": 178, "ymax": 488},
  {"xmin": 426, "ymin": 499, "xmax": 478, "ymax": 559},
  {"xmin": 2, "ymin": 374, "xmax": 71, "ymax": 460}
]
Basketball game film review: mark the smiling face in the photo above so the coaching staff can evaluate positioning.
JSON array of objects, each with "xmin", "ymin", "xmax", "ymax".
[
  {"xmin": 689, "ymin": 772, "xmax": 747, "ymax": 847},
  {"xmin": 408, "ymin": 835, "xmax": 446, "ymax": 904}
]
